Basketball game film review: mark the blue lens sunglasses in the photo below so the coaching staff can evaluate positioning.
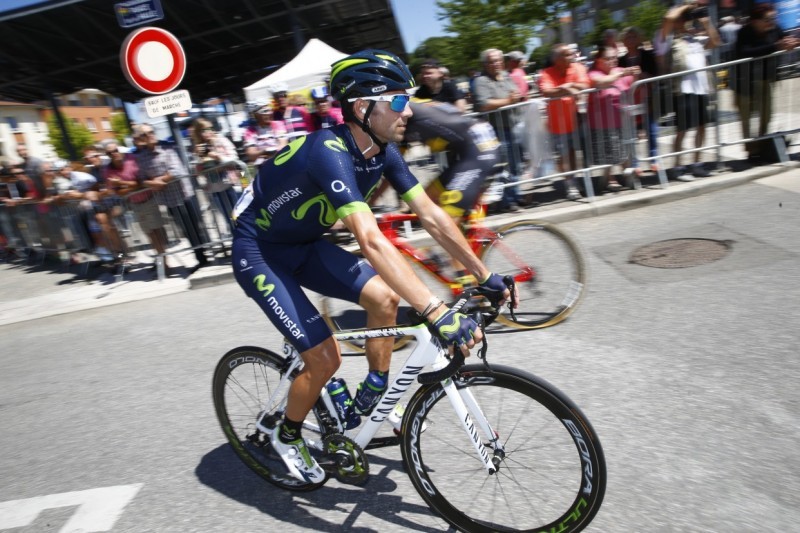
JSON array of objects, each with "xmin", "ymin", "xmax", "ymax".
[{"xmin": 347, "ymin": 93, "xmax": 411, "ymax": 112}]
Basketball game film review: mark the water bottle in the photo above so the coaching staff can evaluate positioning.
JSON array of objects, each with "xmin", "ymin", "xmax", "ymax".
[
  {"xmin": 326, "ymin": 378, "xmax": 361, "ymax": 429},
  {"xmin": 353, "ymin": 370, "xmax": 388, "ymax": 415}
]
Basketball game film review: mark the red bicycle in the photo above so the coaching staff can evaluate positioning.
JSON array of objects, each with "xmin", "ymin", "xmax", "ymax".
[{"xmin": 322, "ymin": 208, "xmax": 587, "ymax": 352}]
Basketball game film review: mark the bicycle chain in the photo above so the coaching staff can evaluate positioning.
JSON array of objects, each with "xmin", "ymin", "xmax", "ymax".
[{"xmin": 320, "ymin": 434, "xmax": 369, "ymax": 485}]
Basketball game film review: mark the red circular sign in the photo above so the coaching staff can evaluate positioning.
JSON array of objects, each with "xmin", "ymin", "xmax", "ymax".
[{"xmin": 120, "ymin": 27, "xmax": 186, "ymax": 95}]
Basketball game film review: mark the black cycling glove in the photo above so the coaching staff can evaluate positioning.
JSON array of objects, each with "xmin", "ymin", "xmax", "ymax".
[
  {"xmin": 430, "ymin": 307, "xmax": 479, "ymax": 346},
  {"xmin": 479, "ymin": 272, "xmax": 507, "ymax": 296}
]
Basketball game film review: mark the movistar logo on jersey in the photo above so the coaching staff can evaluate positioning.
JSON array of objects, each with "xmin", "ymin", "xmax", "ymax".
[
  {"xmin": 252, "ymin": 274, "xmax": 275, "ymax": 297},
  {"xmin": 255, "ymin": 208, "xmax": 272, "ymax": 231},
  {"xmin": 324, "ymin": 137, "xmax": 347, "ymax": 153},
  {"xmin": 274, "ymin": 136, "xmax": 306, "ymax": 166},
  {"xmin": 267, "ymin": 187, "xmax": 302, "ymax": 215},
  {"xmin": 292, "ymin": 193, "xmax": 338, "ymax": 227}
]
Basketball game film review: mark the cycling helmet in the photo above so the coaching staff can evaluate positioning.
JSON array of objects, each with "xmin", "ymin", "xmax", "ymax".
[
  {"xmin": 329, "ymin": 49, "xmax": 416, "ymax": 102},
  {"xmin": 310, "ymin": 85, "xmax": 329, "ymax": 100}
]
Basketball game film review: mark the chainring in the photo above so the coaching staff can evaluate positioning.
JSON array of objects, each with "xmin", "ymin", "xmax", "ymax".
[{"xmin": 321, "ymin": 434, "xmax": 369, "ymax": 485}]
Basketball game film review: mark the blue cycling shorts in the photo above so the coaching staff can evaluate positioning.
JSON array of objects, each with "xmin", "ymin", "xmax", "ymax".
[{"xmin": 232, "ymin": 237, "xmax": 377, "ymax": 352}]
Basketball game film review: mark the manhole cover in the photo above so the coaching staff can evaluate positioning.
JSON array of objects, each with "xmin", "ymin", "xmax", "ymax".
[{"xmin": 630, "ymin": 238, "xmax": 731, "ymax": 268}]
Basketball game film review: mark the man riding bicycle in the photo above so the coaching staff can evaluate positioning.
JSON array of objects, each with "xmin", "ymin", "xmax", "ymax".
[{"xmin": 231, "ymin": 49, "xmax": 513, "ymax": 483}]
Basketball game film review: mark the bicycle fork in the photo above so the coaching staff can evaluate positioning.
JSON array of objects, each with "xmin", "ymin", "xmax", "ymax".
[{"xmin": 442, "ymin": 377, "xmax": 505, "ymax": 474}]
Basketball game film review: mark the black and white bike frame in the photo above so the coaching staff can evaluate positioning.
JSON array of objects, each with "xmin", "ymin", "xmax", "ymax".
[{"xmin": 258, "ymin": 322, "xmax": 504, "ymax": 475}]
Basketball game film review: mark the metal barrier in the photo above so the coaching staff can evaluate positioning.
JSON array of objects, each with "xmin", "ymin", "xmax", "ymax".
[{"xmin": 466, "ymin": 48, "xmax": 799, "ymax": 201}]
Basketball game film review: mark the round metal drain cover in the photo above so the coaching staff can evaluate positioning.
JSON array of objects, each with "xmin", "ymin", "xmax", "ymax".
[{"xmin": 630, "ymin": 238, "xmax": 731, "ymax": 268}]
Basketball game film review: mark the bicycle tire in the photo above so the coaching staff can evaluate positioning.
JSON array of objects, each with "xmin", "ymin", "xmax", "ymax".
[
  {"xmin": 212, "ymin": 345, "xmax": 327, "ymax": 492},
  {"xmin": 400, "ymin": 364, "xmax": 606, "ymax": 532},
  {"xmin": 480, "ymin": 220, "xmax": 586, "ymax": 329}
]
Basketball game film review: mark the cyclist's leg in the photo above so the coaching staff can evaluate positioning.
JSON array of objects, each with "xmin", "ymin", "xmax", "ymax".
[
  {"xmin": 297, "ymin": 239, "xmax": 398, "ymax": 373},
  {"xmin": 232, "ymin": 237, "xmax": 338, "ymax": 482}
]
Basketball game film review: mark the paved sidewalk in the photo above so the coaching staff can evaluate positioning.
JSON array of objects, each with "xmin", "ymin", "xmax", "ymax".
[{"xmin": 1, "ymin": 159, "xmax": 798, "ymax": 327}]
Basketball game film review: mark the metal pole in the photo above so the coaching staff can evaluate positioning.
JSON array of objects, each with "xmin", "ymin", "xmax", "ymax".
[{"xmin": 166, "ymin": 113, "xmax": 191, "ymax": 172}]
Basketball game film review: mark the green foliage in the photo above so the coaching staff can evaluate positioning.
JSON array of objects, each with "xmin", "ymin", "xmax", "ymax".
[
  {"xmin": 580, "ymin": 9, "xmax": 617, "ymax": 50},
  {"xmin": 627, "ymin": 0, "xmax": 669, "ymax": 42},
  {"xmin": 428, "ymin": 0, "xmax": 582, "ymax": 76},
  {"xmin": 45, "ymin": 113, "xmax": 95, "ymax": 161},
  {"xmin": 110, "ymin": 113, "xmax": 131, "ymax": 145}
]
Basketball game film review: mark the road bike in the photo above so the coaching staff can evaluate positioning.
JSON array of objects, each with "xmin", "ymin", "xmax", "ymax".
[
  {"xmin": 321, "ymin": 209, "xmax": 587, "ymax": 353},
  {"xmin": 213, "ymin": 281, "xmax": 606, "ymax": 532}
]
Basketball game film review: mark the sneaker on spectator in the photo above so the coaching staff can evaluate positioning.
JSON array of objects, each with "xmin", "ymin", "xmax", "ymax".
[
  {"xmin": 270, "ymin": 423, "xmax": 325, "ymax": 484},
  {"xmin": 691, "ymin": 163, "xmax": 710, "ymax": 178},
  {"xmin": 566, "ymin": 187, "xmax": 582, "ymax": 201},
  {"xmin": 94, "ymin": 247, "xmax": 114, "ymax": 262}
]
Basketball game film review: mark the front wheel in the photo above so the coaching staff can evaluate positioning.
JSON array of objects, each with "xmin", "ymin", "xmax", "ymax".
[
  {"xmin": 480, "ymin": 220, "xmax": 586, "ymax": 329},
  {"xmin": 400, "ymin": 365, "xmax": 606, "ymax": 532},
  {"xmin": 212, "ymin": 346, "xmax": 328, "ymax": 492}
]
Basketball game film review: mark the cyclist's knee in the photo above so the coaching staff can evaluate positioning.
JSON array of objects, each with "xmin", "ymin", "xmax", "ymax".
[
  {"xmin": 303, "ymin": 336, "xmax": 342, "ymax": 378},
  {"xmin": 360, "ymin": 277, "xmax": 400, "ymax": 321}
]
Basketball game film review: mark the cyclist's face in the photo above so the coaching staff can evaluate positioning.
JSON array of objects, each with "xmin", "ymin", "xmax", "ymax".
[{"xmin": 356, "ymin": 91, "xmax": 412, "ymax": 144}]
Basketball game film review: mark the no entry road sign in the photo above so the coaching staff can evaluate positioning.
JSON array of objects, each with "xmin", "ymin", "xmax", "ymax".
[{"xmin": 120, "ymin": 26, "xmax": 186, "ymax": 95}]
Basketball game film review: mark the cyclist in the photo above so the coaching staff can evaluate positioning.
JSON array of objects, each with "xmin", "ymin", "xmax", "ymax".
[
  {"xmin": 309, "ymin": 85, "xmax": 344, "ymax": 130},
  {"xmin": 231, "ymin": 49, "xmax": 513, "ymax": 483}
]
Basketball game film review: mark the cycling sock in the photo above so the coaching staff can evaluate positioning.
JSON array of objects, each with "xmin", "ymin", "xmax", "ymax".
[{"xmin": 278, "ymin": 416, "xmax": 303, "ymax": 443}]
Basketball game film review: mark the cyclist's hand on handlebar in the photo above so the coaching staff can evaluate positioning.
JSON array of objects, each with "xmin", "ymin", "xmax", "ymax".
[
  {"xmin": 429, "ymin": 307, "xmax": 483, "ymax": 355},
  {"xmin": 480, "ymin": 272, "xmax": 518, "ymax": 309}
]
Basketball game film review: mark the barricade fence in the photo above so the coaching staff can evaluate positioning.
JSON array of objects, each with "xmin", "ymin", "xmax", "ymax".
[
  {"xmin": 2, "ymin": 52, "xmax": 797, "ymax": 275},
  {"xmin": 1, "ymin": 159, "xmax": 250, "ymax": 281},
  {"xmin": 467, "ymin": 49, "xmax": 799, "ymax": 201}
]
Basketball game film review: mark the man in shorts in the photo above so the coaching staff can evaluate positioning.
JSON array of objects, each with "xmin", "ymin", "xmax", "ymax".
[{"xmin": 231, "ymin": 50, "xmax": 513, "ymax": 483}]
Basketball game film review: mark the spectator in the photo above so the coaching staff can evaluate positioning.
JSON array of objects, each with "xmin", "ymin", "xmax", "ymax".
[
  {"xmin": 243, "ymin": 102, "xmax": 288, "ymax": 158},
  {"xmin": 538, "ymin": 43, "xmax": 590, "ymax": 200},
  {"xmin": 309, "ymin": 85, "xmax": 344, "ymax": 130},
  {"xmin": 134, "ymin": 124, "xmax": 210, "ymax": 273},
  {"xmin": 52, "ymin": 160, "xmax": 123, "ymax": 262},
  {"xmin": 587, "ymin": 43, "xmax": 641, "ymax": 192},
  {"xmin": 655, "ymin": 2, "xmax": 720, "ymax": 181},
  {"xmin": 82, "ymin": 145, "xmax": 106, "ymax": 182},
  {"xmin": 734, "ymin": 4, "xmax": 800, "ymax": 164},
  {"xmin": 505, "ymin": 51, "xmax": 530, "ymax": 101},
  {"xmin": 472, "ymin": 48, "xmax": 525, "ymax": 212},
  {"xmin": 104, "ymin": 141, "xmax": 170, "ymax": 274},
  {"xmin": 191, "ymin": 118, "xmax": 240, "ymax": 231},
  {"xmin": 271, "ymin": 83, "xmax": 314, "ymax": 138},
  {"xmin": 415, "ymin": 59, "xmax": 467, "ymax": 113},
  {"xmin": 620, "ymin": 26, "xmax": 660, "ymax": 172},
  {"xmin": 15, "ymin": 144, "xmax": 46, "ymax": 198},
  {"xmin": 603, "ymin": 29, "xmax": 625, "ymax": 60},
  {"xmin": 719, "ymin": 16, "xmax": 742, "ymax": 63}
]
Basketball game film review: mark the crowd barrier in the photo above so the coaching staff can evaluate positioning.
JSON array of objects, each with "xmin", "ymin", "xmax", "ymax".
[
  {"xmin": 1, "ymin": 159, "xmax": 253, "ymax": 281},
  {"xmin": 2, "ymin": 52, "xmax": 798, "ymax": 277},
  {"xmin": 469, "ymin": 48, "xmax": 799, "ymax": 200}
]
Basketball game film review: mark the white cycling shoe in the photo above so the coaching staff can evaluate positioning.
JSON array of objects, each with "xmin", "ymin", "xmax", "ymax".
[{"xmin": 270, "ymin": 423, "xmax": 326, "ymax": 484}]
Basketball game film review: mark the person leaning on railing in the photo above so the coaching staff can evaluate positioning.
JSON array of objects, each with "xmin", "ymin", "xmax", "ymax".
[
  {"xmin": 733, "ymin": 4, "xmax": 800, "ymax": 164},
  {"xmin": 191, "ymin": 117, "xmax": 241, "ymax": 232}
]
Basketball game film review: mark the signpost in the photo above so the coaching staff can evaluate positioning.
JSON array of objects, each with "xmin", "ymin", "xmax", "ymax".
[
  {"xmin": 114, "ymin": 0, "xmax": 164, "ymax": 28},
  {"xmin": 120, "ymin": 26, "xmax": 186, "ymax": 95},
  {"xmin": 143, "ymin": 89, "xmax": 192, "ymax": 118}
]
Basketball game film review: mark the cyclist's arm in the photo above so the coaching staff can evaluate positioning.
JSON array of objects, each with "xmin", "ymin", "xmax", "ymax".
[{"xmin": 340, "ymin": 208, "xmax": 455, "ymax": 326}]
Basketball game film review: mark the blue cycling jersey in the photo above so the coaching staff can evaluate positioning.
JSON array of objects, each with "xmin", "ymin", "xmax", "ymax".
[
  {"xmin": 232, "ymin": 124, "xmax": 424, "ymax": 352},
  {"xmin": 233, "ymin": 124, "xmax": 422, "ymax": 244}
]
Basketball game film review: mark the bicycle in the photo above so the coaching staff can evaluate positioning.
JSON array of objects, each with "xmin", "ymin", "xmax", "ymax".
[
  {"xmin": 321, "ymin": 208, "xmax": 587, "ymax": 353},
  {"xmin": 213, "ymin": 280, "xmax": 606, "ymax": 532}
]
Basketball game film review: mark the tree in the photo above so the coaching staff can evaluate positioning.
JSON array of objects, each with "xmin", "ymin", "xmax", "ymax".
[
  {"xmin": 430, "ymin": 0, "xmax": 582, "ymax": 76},
  {"xmin": 580, "ymin": 9, "xmax": 617, "ymax": 50},
  {"xmin": 627, "ymin": 0, "xmax": 669, "ymax": 42},
  {"xmin": 110, "ymin": 112, "xmax": 132, "ymax": 145},
  {"xmin": 46, "ymin": 113, "xmax": 95, "ymax": 161}
]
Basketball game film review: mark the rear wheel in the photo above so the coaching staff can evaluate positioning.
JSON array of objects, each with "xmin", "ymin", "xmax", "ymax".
[
  {"xmin": 212, "ymin": 346, "xmax": 328, "ymax": 491},
  {"xmin": 400, "ymin": 365, "xmax": 606, "ymax": 532},
  {"xmin": 480, "ymin": 220, "xmax": 586, "ymax": 329}
]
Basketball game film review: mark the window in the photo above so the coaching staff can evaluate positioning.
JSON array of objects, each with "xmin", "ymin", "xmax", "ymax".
[
  {"xmin": 5, "ymin": 117, "xmax": 19, "ymax": 131},
  {"xmin": 68, "ymin": 95, "xmax": 81, "ymax": 106},
  {"xmin": 101, "ymin": 118, "xmax": 112, "ymax": 131},
  {"xmin": 86, "ymin": 118, "xmax": 97, "ymax": 131},
  {"xmin": 88, "ymin": 95, "xmax": 99, "ymax": 106}
]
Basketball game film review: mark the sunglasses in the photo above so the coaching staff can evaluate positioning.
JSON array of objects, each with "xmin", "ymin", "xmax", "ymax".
[{"xmin": 347, "ymin": 93, "xmax": 411, "ymax": 113}]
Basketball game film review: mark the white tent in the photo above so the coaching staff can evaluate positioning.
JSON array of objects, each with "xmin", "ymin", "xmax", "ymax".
[{"xmin": 243, "ymin": 38, "xmax": 348, "ymax": 103}]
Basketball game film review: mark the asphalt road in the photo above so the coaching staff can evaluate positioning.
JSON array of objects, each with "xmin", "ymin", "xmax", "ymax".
[{"xmin": 1, "ymin": 173, "xmax": 799, "ymax": 532}]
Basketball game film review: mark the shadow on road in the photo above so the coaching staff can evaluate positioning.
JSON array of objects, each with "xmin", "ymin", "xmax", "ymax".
[{"xmin": 195, "ymin": 444, "xmax": 452, "ymax": 532}]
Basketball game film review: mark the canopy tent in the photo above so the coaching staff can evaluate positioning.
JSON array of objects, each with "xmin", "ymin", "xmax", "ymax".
[{"xmin": 244, "ymin": 38, "xmax": 348, "ymax": 103}]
